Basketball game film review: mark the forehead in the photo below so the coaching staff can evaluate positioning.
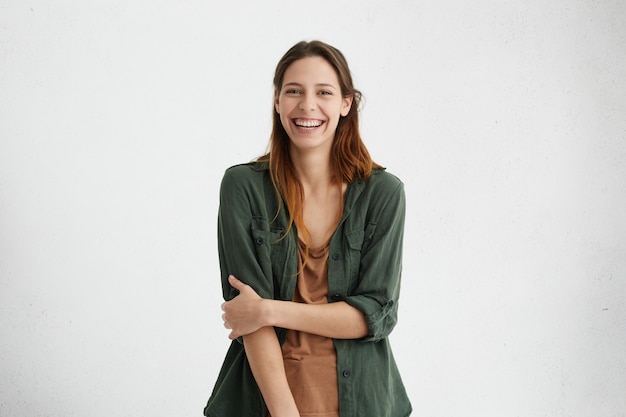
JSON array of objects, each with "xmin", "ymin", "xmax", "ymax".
[{"xmin": 282, "ymin": 56, "xmax": 339, "ymax": 86}]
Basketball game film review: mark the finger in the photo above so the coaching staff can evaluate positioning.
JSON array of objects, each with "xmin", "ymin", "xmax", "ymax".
[
  {"xmin": 223, "ymin": 321, "xmax": 230, "ymax": 329},
  {"xmin": 228, "ymin": 275, "xmax": 245, "ymax": 289}
]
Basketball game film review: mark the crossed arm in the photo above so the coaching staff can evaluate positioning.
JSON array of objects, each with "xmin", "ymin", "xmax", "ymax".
[
  {"xmin": 221, "ymin": 275, "xmax": 369, "ymax": 340},
  {"xmin": 222, "ymin": 275, "xmax": 368, "ymax": 417}
]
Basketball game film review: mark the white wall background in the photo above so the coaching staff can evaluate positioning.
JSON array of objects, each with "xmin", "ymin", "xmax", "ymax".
[{"xmin": 1, "ymin": 0, "xmax": 625, "ymax": 416}]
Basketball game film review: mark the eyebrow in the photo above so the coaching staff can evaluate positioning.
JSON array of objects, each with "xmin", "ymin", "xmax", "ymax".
[{"xmin": 283, "ymin": 82, "xmax": 337, "ymax": 90}]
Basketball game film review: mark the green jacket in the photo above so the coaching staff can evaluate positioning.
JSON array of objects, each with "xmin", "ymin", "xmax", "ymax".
[{"xmin": 204, "ymin": 161, "xmax": 412, "ymax": 417}]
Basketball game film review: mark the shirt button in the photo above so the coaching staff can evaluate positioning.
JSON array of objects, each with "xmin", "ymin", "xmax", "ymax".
[
  {"xmin": 331, "ymin": 253, "xmax": 340, "ymax": 261},
  {"xmin": 342, "ymin": 370, "xmax": 351, "ymax": 378},
  {"xmin": 255, "ymin": 237, "xmax": 264, "ymax": 245},
  {"xmin": 331, "ymin": 293, "xmax": 342, "ymax": 301}
]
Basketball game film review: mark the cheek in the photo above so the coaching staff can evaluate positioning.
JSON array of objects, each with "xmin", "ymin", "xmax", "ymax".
[
  {"xmin": 328, "ymin": 104, "xmax": 345, "ymax": 121},
  {"xmin": 279, "ymin": 112, "xmax": 292, "ymax": 130}
]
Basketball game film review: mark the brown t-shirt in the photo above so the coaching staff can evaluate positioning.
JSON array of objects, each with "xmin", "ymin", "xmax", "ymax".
[{"xmin": 280, "ymin": 239, "xmax": 340, "ymax": 417}]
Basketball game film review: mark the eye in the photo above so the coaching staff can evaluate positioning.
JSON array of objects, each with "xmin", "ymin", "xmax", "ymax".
[
  {"xmin": 319, "ymin": 90, "xmax": 332, "ymax": 96},
  {"xmin": 285, "ymin": 89, "xmax": 302, "ymax": 95}
]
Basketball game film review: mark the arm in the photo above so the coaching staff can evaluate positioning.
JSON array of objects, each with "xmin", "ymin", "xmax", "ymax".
[
  {"xmin": 341, "ymin": 178, "xmax": 406, "ymax": 342},
  {"xmin": 243, "ymin": 329, "xmax": 300, "ymax": 417},
  {"xmin": 222, "ymin": 275, "xmax": 368, "ymax": 340},
  {"xmin": 216, "ymin": 167, "xmax": 299, "ymax": 415},
  {"xmin": 268, "ymin": 299, "xmax": 368, "ymax": 339}
]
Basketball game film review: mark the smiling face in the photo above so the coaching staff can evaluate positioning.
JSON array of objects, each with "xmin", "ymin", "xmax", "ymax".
[{"xmin": 274, "ymin": 56, "xmax": 353, "ymax": 155}]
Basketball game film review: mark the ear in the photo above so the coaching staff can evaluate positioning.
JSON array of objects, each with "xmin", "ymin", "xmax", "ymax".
[
  {"xmin": 340, "ymin": 94, "xmax": 353, "ymax": 117},
  {"xmin": 274, "ymin": 89, "xmax": 280, "ymax": 113}
]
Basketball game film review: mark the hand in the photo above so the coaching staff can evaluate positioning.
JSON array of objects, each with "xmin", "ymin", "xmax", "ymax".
[{"xmin": 221, "ymin": 275, "xmax": 268, "ymax": 340}]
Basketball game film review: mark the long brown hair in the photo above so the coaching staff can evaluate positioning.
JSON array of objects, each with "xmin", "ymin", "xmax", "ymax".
[{"xmin": 258, "ymin": 40, "xmax": 380, "ymax": 244}]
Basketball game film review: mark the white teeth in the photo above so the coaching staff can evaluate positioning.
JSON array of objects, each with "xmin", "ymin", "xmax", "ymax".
[{"xmin": 295, "ymin": 119, "xmax": 322, "ymax": 128}]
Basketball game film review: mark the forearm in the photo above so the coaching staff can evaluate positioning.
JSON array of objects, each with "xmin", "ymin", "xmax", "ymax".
[
  {"xmin": 266, "ymin": 300, "xmax": 368, "ymax": 339},
  {"xmin": 243, "ymin": 327, "xmax": 299, "ymax": 417}
]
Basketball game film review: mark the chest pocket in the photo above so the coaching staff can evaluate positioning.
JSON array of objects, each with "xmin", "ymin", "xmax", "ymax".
[{"xmin": 345, "ymin": 221, "xmax": 377, "ymax": 285}]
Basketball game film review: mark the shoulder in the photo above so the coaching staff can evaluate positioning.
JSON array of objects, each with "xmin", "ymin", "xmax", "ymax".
[
  {"xmin": 368, "ymin": 168, "xmax": 403, "ymax": 186},
  {"xmin": 362, "ymin": 168, "xmax": 404, "ymax": 198},
  {"xmin": 346, "ymin": 168, "xmax": 405, "ymax": 220},
  {"xmin": 223, "ymin": 160, "xmax": 268, "ymax": 179},
  {"xmin": 221, "ymin": 161, "xmax": 269, "ymax": 188}
]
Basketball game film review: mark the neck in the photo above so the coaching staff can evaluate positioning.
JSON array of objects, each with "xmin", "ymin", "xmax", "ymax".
[{"xmin": 289, "ymin": 147, "xmax": 334, "ymax": 190}]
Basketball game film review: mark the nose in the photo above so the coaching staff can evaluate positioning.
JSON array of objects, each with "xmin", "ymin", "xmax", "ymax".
[{"xmin": 298, "ymin": 92, "xmax": 316, "ymax": 111}]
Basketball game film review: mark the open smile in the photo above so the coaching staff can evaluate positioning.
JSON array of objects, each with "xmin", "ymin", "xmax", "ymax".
[{"xmin": 292, "ymin": 118, "xmax": 325, "ymax": 132}]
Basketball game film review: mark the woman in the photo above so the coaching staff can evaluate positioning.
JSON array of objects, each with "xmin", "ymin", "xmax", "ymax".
[{"xmin": 204, "ymin": 40, "xmax": 412, "ymax": 417}]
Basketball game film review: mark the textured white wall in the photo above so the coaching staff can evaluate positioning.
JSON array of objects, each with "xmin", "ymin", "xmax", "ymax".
[{"xmin": 1, "ymin": 1, "xmax": 625, "ymax": 416}]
